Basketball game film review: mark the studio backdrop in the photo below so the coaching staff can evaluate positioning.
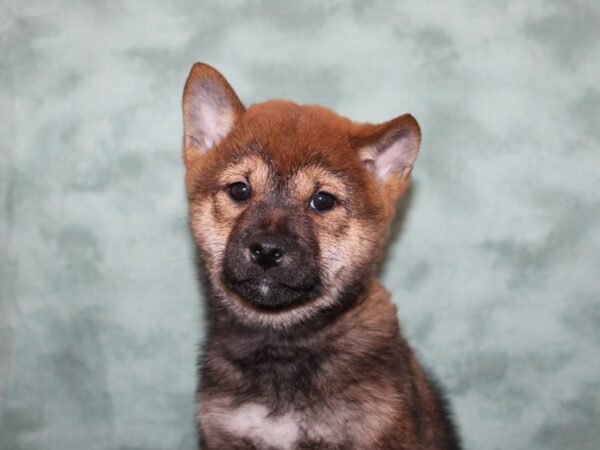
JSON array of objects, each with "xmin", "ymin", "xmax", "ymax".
[{"xmin": 1, "ymin": 1, "xmax": 599, "ymax": 449}]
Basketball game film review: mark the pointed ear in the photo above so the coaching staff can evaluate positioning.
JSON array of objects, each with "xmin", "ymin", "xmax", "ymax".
[
  {"xmin": 352, "ymin": 114, "xmax": 421, "ymax": 180},
  {"xmin": 182, "ymin": 63, "xmax": 245, "ymax": 165},
  {"xmin": 351, "ymin": 114, "xmax": 421, "ymax": 198}
]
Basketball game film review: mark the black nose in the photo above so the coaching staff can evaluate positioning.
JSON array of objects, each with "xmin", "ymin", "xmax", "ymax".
[{"xmin": 249, "ymin": 241, "xmax": 285, "ymax": 270}]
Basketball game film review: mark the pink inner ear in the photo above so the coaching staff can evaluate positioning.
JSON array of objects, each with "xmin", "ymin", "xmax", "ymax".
[
  {"xmin": 197, "ymin": 98, "xmax": 234, "ymax": 149},
  {"xmin": 372, "ymin": 129, "xmax": 419, "ymax": 180},
  {"xmin": 185, "ymin": 82, "xmax": 235, "ymax": 151}
]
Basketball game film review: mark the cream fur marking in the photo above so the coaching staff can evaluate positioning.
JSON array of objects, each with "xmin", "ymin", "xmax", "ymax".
[
  {"xmin": 201, "ymin": 388, "xmax": 396, "ymax": 449},
  {"xmin": 204, "ymin": 402, "xmax": 300, "ymax": 449},
  {"xmin": 289, "ymin": 165, "xmax": 348, "ymax": 203},
  {"xmin": 218, "ymin": 155, "xmax": 271, "ymax": 194}
]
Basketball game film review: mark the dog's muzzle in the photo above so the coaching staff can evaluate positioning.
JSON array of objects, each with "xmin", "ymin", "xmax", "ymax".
[{"xmin": 222, "ymin": 230, "xmax": 321, "ymax": 310}]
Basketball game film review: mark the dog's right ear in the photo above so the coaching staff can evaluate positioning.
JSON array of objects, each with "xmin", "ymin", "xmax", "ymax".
[{"xmin": 182, "ymin": 63, "xmax": 245, "ymax": 166}]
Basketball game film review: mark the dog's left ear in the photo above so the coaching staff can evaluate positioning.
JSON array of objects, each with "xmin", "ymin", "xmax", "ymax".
[
  {"xmin": 351, "ymin": 114, "xmax": 421, "ymax": 200},
  {"xmin": 182, "ymin": 63, "xmax": 245, "ymax": 166}
]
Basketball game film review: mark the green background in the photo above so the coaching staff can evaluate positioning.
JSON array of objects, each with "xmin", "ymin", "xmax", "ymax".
[{"xmin": 1, "ymin": 1, "xmax": 599, "ymax": 449}]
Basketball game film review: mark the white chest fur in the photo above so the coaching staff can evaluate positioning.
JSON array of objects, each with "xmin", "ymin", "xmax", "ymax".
[
  {"xmin": 201, "ymin": 401, "xmax": 301, "ymax": 449},
  {"xmin": 200, "ymin": 394, "xmax": 394, "ymax": 449}
]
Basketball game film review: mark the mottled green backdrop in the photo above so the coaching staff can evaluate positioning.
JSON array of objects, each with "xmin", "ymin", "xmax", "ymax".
[{"xmin": 1, "ymin": 1, "xmax": 599, "ymax": 449}]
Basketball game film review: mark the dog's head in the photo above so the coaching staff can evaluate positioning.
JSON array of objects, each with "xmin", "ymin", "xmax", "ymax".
[{"xmin": 182, "ymin": 63, "xmax": 420, "ymax": 328}]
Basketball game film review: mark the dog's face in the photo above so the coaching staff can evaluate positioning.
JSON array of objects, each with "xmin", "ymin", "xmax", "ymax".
[{"xmin": 182, "ymin": 63, "xmax": 420, "ymax": 328}]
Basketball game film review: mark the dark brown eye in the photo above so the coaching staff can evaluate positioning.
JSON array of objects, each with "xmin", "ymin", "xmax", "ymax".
[
  {"xmin": 310, "ymin": 191, "xmax": 336, "ymax": 212},
  {"xmin": 228, "ymin": 182, "xmax": 251, "ymax": 202}
]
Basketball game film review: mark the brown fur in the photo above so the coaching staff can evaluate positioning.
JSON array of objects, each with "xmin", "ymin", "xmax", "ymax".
[{"xmin": 181, "ymin": 63, "xmax": 461, "ymax": 449}]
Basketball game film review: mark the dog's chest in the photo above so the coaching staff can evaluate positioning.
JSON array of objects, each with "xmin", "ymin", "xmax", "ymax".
[
  {"xmin": 200, "ymin": 385, "xmax": 396, "ymax": 450},
  {"xmin": 200, "ymin": 342, "xmax": 345, "ymax": 448},
  {"xmin": 201, "ymin": 400, "xmax": 351, "ymax": 449},
  {"xmin": 200, "ymin": 333, "xmax": 397, "ymax": 448}
]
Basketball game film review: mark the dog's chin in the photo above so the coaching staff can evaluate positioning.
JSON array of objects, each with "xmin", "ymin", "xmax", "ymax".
[{"xmin": 223, "ymin": 276, "xmax": 320, "ymax": 311}]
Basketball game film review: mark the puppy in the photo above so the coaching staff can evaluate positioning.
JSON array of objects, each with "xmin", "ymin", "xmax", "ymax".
[{"xmin": 181, "ymin": 63, "xmax": 461, "ymax": 450}]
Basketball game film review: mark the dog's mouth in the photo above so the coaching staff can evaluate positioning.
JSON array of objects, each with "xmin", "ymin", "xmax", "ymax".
[{"xmin": 222, "ymin": 273, "xmax": 322, "ymax": 311}]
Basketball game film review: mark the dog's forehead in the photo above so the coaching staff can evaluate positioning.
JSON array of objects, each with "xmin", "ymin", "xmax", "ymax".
[{"xmin": 229, "ymin": 100, "xmax": 362, "ymax": 176}]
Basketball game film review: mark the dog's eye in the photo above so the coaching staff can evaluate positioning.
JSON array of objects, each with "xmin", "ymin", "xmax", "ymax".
[
  {"xmin": 310, "ymin": 191, "xmax": 336, "ymax": 212},
  {"xmin": 228, "ymin": 182, "xmax": 251, "ymax": 202}
]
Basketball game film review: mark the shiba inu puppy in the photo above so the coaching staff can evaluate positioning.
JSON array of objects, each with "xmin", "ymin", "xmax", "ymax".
[{"xmin": 182, "ymin": 63, "xmax": 461, "ymax": 450}]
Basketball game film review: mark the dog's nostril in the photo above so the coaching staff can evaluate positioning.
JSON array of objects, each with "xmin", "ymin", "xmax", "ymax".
[{"xmin": 249, "ymin": 242, "xmax": 285, "ymax": 270}]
